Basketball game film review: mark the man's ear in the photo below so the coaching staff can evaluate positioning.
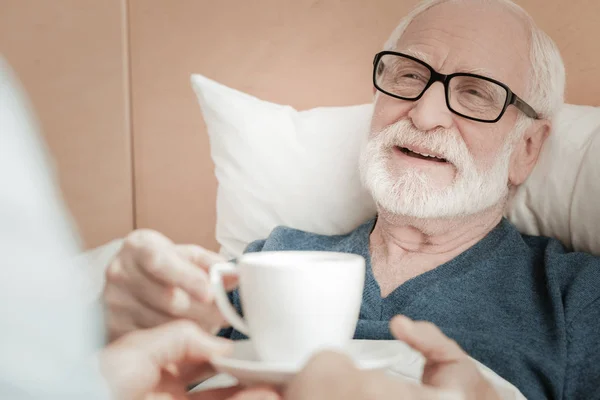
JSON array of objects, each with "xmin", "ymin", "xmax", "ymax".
[{"xmin": 508, "ymin": 119, "xmax": 551, "ymax": 186}]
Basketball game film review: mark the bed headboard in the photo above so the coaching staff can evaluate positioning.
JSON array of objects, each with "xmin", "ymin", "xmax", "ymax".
[{"xmin": 1, "ymin": 0, "xmax": 599, "ymax": 250}]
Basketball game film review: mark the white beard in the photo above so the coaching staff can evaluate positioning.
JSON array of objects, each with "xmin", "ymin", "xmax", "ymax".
[{"xmin": 359, "ymin": 119, "xmax": 513, "ymax": 219}]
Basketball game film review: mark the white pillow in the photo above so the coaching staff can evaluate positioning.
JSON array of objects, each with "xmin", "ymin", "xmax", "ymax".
[
  {"xmin": 191, "ymin": 74, "xmax": 600, "ymax": 258},
  {"xmin": 191, "ymin": 74, "xmax": 376, "ymax": 259},
  {"xmin": 506, "ymin": 104, "xmax": 600, "ymax": 255}
]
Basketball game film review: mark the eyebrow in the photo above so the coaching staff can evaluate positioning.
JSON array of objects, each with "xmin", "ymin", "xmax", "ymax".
[{"xmin": 400, "ymin": 48, "xmax": 497, "ymax": 80}]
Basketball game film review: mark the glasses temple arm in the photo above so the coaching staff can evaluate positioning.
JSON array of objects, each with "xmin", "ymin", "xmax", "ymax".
[{"xmin": 511, "ymin": 94, "xmax": 539, "ymax": 119}]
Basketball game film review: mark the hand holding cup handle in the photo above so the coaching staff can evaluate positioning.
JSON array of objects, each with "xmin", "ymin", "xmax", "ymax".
[
  {"xmin": 210, "ymin": 262, "xmax": 250, "ymax": 336},
  {"xmin": 103, "ymin": 229, "xmax": 236, "ymax": 341}
]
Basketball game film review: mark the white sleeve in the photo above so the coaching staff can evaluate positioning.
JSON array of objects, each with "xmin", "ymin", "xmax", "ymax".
[{"xmin": 0, "ymin": 58, "xmax": 111, "ymax": 399}]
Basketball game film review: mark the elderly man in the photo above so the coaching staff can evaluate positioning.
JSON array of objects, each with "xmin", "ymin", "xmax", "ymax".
[{"xmin": 103, "ymin": 0, "xmax": 600, "ymax": 398}]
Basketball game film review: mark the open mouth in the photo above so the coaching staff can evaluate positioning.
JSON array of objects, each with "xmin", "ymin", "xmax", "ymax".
[{"xmin": 395, "ymin": 146, "xmax": 447, "ymax": 163}]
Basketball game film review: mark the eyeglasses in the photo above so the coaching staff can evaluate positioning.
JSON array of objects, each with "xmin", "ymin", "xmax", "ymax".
[{"xmin": 372, "ymin": 51, "xmax": 539, "ymax": 123}]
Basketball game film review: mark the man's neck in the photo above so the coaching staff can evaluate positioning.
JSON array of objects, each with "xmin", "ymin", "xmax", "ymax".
[
  {"xmin": 369, "ymin": 204, "xmax": 505, "ymax": 296},
  {"xmin": 371, "ymin": 204, "xmax": 504, "ymax": 254}
]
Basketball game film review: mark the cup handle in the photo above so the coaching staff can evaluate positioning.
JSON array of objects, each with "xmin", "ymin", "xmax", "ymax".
[{"xmin": 209, "ymin": 262, "xmax": 250, "ymax": 336}]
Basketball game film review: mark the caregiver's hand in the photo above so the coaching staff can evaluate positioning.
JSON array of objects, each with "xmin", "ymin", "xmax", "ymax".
[
  {"xmin": 100, "ymin": 320, "xmax": 278, "ymax": 400},
  {"xmin": 103, "ymin": 229, "xmax": 238, "ymax": 341},
  {"xmin": 285, "ymin": 316, "xmax": 502, "ymax": 400}
]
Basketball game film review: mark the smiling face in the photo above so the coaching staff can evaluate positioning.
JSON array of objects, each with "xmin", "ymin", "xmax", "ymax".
[{"xmin": 360, "ymin": 0, "xmax": 537, "ymax": 218}]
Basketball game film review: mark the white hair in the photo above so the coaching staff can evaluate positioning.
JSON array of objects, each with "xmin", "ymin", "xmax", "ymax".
[{"xmin": 383, "ymin": 0, "xmax": 566, "ymax": 123}]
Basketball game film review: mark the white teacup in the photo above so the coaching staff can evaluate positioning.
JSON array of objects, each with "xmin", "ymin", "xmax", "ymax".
[{"xmin": 210, "ymin": 251, "xmax": 365, "ymax": 366}]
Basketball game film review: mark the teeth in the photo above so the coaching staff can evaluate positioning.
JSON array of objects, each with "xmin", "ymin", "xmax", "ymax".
[
  {"xmin": 410, "ymin": 149, "xmax": 442, "ymax": 159},
  {"xmin": 413, "ymin": 151, "xmax": 438, "ymax": 158},
  {"xmin": 397, "ymin": 146, "xmax": 446, "ymax": 161}
]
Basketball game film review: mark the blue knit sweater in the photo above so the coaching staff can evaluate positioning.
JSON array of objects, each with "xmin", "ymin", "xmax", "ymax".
[{"xmin": 220, "ymin": 218, "xmax": 600, "ymax": 400}]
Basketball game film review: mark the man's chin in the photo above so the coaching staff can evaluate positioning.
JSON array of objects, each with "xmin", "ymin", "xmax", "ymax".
[
  {"xmin": 371, "ymin": 189, "xmax": 449, "ymax": 219},
  {"xmin": 374, "ymin": 189, "xmax": 510, "ymax": 220}
]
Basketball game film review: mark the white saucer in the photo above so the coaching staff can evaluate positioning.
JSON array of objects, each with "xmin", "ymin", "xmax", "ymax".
[{"xmin": 210, "ymin": 339, "xmax": 418, "ymax": 385}]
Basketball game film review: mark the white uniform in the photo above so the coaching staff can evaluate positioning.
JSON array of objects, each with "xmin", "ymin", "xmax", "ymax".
[{"xmin": 0, "ymin": 58, "xmax": 109, "ymax": 399}]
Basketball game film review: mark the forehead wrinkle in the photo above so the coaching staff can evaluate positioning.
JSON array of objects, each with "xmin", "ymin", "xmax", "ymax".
[
  {"xmin": 400, "ymin": 46, "xmax": 499, "ymax": 82},
  {"xmin": 401, "ymin": 47, "xmax": 435, "ymax": 66},
  {"xmin": 398, "ymin": 26, "xmax": 518, "ymax": 85}
]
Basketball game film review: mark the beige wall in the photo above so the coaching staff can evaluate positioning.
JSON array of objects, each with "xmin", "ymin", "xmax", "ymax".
[
  {"xmin": 0, "ymin": 0, "xmax": 133, "ymax": 248},
  {"xmin": 525, "ymin": 0, "xmax": 600, "ymax": 106},
  {"xmin": 128, "ymin": 0, "xmax": 424, "ymax": 250},
  {"xmin": 2, "ymin": 0, "xmax": 599, "ymax": 251}
]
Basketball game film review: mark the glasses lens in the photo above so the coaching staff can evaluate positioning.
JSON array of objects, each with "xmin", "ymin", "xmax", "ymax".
[
  {"xmin": 375, "ymin": 54, "xmax": 431, "ymax": 99},
  {"xmin": 448, "ymin": 75, "xmax": 508, "ymax": 121}
]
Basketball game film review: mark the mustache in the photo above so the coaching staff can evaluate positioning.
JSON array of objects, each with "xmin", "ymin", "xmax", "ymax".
[{"xmin": 370, "ymin": 120, "xmax": 470, "ymax": 166}]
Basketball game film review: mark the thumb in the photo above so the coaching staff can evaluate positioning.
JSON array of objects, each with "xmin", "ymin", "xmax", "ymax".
[
  {"xmin": 390, "ymin": 315, "xmax": 465, "ymax": 364},
  {"xmin": 128, "ymin": 320, "xmax": 233, "ymax": 368},
  {"xmin": 100, "ymin": 320, "xmax": 232, "ymax": 399},
  {"xmin": 101, "ymin": 320, "xmax": 231, "ymax": 400}
]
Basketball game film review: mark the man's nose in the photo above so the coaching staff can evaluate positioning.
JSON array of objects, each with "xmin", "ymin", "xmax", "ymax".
[{"xmin": 407, "ymin": 82, "xmax": 454, "ymax": 131}]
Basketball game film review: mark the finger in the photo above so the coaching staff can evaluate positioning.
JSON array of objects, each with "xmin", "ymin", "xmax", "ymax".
[
  {"xmin": 106, "ymin": 254, "xmax": 177, "ymax": 323},
  {"xmin": 176, "ymin": 245, "xmax": 227, "ymax": 268},
  {"xmin": 176, "ymin": 363, "xmax": 217, "ymax": 384},
  {"xmin": 285, "ymin": 351, "xmax": 358, "ymax": 400},
  {"xmin": 297, "ymin": 350, "xmax": 358, "ymax": 380},
  {"xmin": 104, "ymin": 285, "xmax": 174, "ymax": 344},
  {"xmin": 145, "ymin": 370, "xmax": 188, "ymax": 400},
  {"xmin": 222, "ymin": 275, "xmax": 240, "ymax": 292},
  {"xmin": 187, "ymin": 385, "xmax": 243, "ymax": 400},
  {"xmin": 225, "ymin": 386, "xmax": 282, "ymax": 400},
  {"xmin": 188, "ymin": 385, "xmax": 281, "ymax": 400},
  {"xmin": 121, "ymin": 259, "xmax": 227, "ymax": 332},
  {"xmin": 145, "ymin": 393, "xmax": 183, "ymax": 400},
  {"xmin": 186, "ymin": 299, "xmax": 229, "ymax": 334},
  {"xmin": 286, "ymin": 351, "xmax": 454, "ymax": 400},
  {"xmin": 360, "ymin": 370, "xmax": 460, "ymax": 400},
  {"xmin": 103, "ymin": 278, "xmax": 138, "ymax": 341},
  {"xmin": 124, "ymin": 257, "xmax": 195, "ymax": 316},
  {"xmin": 123, "ymin": 230, "xmax": 213, "ymax": 302},
  {"xmin": 130, "ymin": 320, "xmax": 233, "ymax": 368},
  {"xmin": 177, "ymin": 245, "xmax": 239, "ymax": 292},
  {"xmin": 105, "ymin": 278, "xmax": 173, "ymax": 329},
  {"xmin": 390, "ymin": 316, "xmax": 465, "ymax": 364},
  {"xmin": 104, "ymin": 311, "xmax": 138, "ymax": 342}
]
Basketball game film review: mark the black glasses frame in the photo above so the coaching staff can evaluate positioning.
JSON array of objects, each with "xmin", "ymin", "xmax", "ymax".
[{"xmin": 372, "ymin": 51, "xmax": 539, "ymax": 123}]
